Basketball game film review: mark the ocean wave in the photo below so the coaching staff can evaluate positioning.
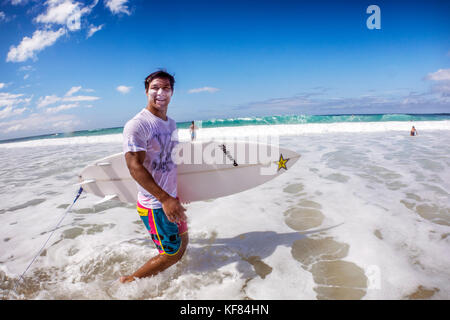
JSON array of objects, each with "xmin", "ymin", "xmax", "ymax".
[
  {"xmin": 1, "ymin": 120, "xmax": 449, "ymax": 149},
  {"xmin": 184, "ymin": 114, "xmax": 450, "ymax": 128}
]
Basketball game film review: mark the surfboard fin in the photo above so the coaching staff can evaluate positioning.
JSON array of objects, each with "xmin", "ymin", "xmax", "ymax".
[
  {"xmin": 74, "ymin": 179, "xmax": 96, "ymax": 186},
  {"xmin": 95, "ymin": 194, "xmax": 118, "ymax": 205},
  {"xmin": 96, "ymin": 162, "xmax": 112, "ymax": 167}
]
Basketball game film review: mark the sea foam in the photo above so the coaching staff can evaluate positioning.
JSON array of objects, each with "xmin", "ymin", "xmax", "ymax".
[
  {"xmin": 1, "ymin": 120, "xmax": 449, "ymax": 149},
  {"xmin": 1, "ymin": 123, "xmax": 449, "ymax": 300}
]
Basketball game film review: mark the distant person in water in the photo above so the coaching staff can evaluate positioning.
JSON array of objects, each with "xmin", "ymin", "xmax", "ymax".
[
  {"xmin": 410, "ymin": 126, "xmax": 418, "ymax": 136},
  {"xmin": 189, "ymin": 121, "xmax": 198, "ymax": 141}
]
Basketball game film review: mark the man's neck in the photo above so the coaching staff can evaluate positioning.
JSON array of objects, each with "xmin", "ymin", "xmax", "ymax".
[{"xmin": 146, "ymin": 104, "xmax": 167, "ymax": 121}]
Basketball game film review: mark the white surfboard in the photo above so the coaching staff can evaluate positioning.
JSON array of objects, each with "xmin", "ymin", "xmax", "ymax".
[{"xmin": 78, "ymin": 140, "xmax": 300, "ymax": 204}]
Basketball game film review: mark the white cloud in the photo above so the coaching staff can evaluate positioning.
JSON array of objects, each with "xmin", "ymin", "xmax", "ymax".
[
  {"xmin": 0, "ymin": 92, "xmax": 31, "ymax": 120},
  {"xmin": 38, "ymin": 89, "xmax": 100, "ymax": 108},
  {"xmin": 10, "ymin": 0, "xmax": 28, "ymax": 5},
  {"xmin": 104, "ymin": 0, "xmax": 130, "ymax": 15},
  {"xmin": 0, "ymin": 83, "xmax": 5, "ymax": 89},
  {"xmin": 65, "ymin": 86, "xmax": 82, "ymax": 96},
  {"xmin": 6, "ymin": 28, "xmax": 66, "ymax": 63},
  {"xmin": 0, "ymin": 113, "xmax": 81, "ymax": 136},
  {"xmin": 425, "ymin": 69, "xmax": 450, "ymax": 81},
  {"xmin": 5, "ymin": 0, "xmax": 133, "ymax": 63},
  {"xmin": 45, "ymin": 103, "xmax": 79, "ymax": 113},
  {"xmin": 116, "ymin": 85, "xmax": 132, "ymax": 94},
  {"xmin": 64, "ymin": 95, "xmax": 100, "ymax": 102},
  {"xmin": 3, "ymin": 124, "xmax": 23, "ymax": 133},
  {"xmin": 37, "ymin": 94, "xmax": 61, "ymax": 108},
  {"xmin": 0, "ymin": 105, "xmax": 27, "ymax": 119},
  {"xmin": 87, "ymin": 24, "xmax": 104, "ymax": 38},
  {"xmin": 233, "ymin": 86, "xmax": 450, "ymax": 116},
  {"xmin": 51, "ymin": 119, "xmax": 78, "ymax": 128},
  {"xmin": 6, "ymin": 1, "xmax": 103, "ymax": 63},
  {"xmin": 425, "ymin": 68, "xmax": 450, "ymax": 98},
  {"xmin": 431, "ymin": 82, "xmax": 450, "ymax": 97},
  {"xmin": 35, "ymin": 0, "xmax": 98, "ymax": 30},
  {"xmin": 188, "ymin": 87, "xmax": 220, "ymax": 94},
  {"xmin": 18, "ymin": 65, "xmax": 34, "ymax": 72},
  {"xmin": 0, "ymin": 92, "xmax": 32, "ymax": 108},
  {"xmin": 35, "ymin": 0, "xmax": 80, "ymax": 25}
]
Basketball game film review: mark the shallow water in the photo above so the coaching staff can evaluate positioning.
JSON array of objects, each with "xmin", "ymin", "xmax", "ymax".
[{"xmin": 1, "ymin": 128, "xmax": 449, "ymax": 300}]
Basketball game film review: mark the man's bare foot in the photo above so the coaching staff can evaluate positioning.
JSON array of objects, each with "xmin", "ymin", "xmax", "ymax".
[{"xmin": 119, "ymin": 275, "xmax": 135, "ymax": 283}]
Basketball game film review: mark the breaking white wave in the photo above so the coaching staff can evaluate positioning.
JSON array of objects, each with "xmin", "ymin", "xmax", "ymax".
[{"xmin": 1, "ymin": 120, "xmax": 449, "ymax": 149}]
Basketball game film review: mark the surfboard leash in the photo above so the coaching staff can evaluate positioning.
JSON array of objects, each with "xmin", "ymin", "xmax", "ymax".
[{"xmin": 9, "ymin": 186, "xmax": 84, "ymax": 298}]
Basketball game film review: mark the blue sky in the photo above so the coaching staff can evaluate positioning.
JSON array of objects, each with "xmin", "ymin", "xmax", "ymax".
[{"xmin": 0, "ymin": 0, "xmax": 449, "ymax": 140}]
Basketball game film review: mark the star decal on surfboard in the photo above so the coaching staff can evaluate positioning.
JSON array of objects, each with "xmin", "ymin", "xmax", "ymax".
[{"xmin": 277, "ymin": 153, "xmax": 289, "ymax": 171}]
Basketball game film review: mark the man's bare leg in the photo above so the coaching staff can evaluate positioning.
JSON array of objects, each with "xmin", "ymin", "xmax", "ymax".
[{"xmin": 120, "ymin": 233, "xmax": 188, "ymax": 283}]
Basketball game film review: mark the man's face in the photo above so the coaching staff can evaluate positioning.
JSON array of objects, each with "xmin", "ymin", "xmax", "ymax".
[{"xmin": 146, "ymin": 77, "xmax": 173, "ymax": 111}]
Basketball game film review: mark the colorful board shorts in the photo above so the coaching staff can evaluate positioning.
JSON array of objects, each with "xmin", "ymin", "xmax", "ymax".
[{"xmin": 137, "ymin": 201, "xmax": 188, "ymax": 255}]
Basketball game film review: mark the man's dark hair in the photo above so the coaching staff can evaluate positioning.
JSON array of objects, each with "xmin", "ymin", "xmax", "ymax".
[{"xmin": 144, "ymin": 70, "xmax": 175, "ymax": 92}]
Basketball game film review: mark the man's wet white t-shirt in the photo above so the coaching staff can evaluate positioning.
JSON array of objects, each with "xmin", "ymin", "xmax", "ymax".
[{"xmin": 123, "ymin": 108, "xmax": 178, "ymax": 209}]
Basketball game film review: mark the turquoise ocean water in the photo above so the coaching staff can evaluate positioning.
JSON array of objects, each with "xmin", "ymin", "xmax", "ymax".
[{"xmin": 1, "ymin": 113, "xmax": 449, "ymax": 145}]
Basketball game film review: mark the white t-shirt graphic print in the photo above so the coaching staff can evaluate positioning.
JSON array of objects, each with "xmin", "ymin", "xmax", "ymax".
[{"xmin": 123, "ymin": 108, "xmax": 178, "ymax": 209}]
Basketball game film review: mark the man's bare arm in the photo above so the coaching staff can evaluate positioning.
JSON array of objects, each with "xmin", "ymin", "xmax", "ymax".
[{"xmin": 125, "ymin": 151, "xmax": 186, "ymax": 223}]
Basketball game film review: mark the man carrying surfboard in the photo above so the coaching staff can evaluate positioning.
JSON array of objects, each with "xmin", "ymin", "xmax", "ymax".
[{"xmin": 120, "ymin": 70, "xmax": 188, "ymax": 283}]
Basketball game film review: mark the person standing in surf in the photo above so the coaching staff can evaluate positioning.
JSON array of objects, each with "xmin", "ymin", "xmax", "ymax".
[
  {"xmin": 120, "ymin": 70, "xmax": 188, "ymax": 283},
  {"xmin": 189, "ymin": 121, "xmax": 198, "ymax": 141}
]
